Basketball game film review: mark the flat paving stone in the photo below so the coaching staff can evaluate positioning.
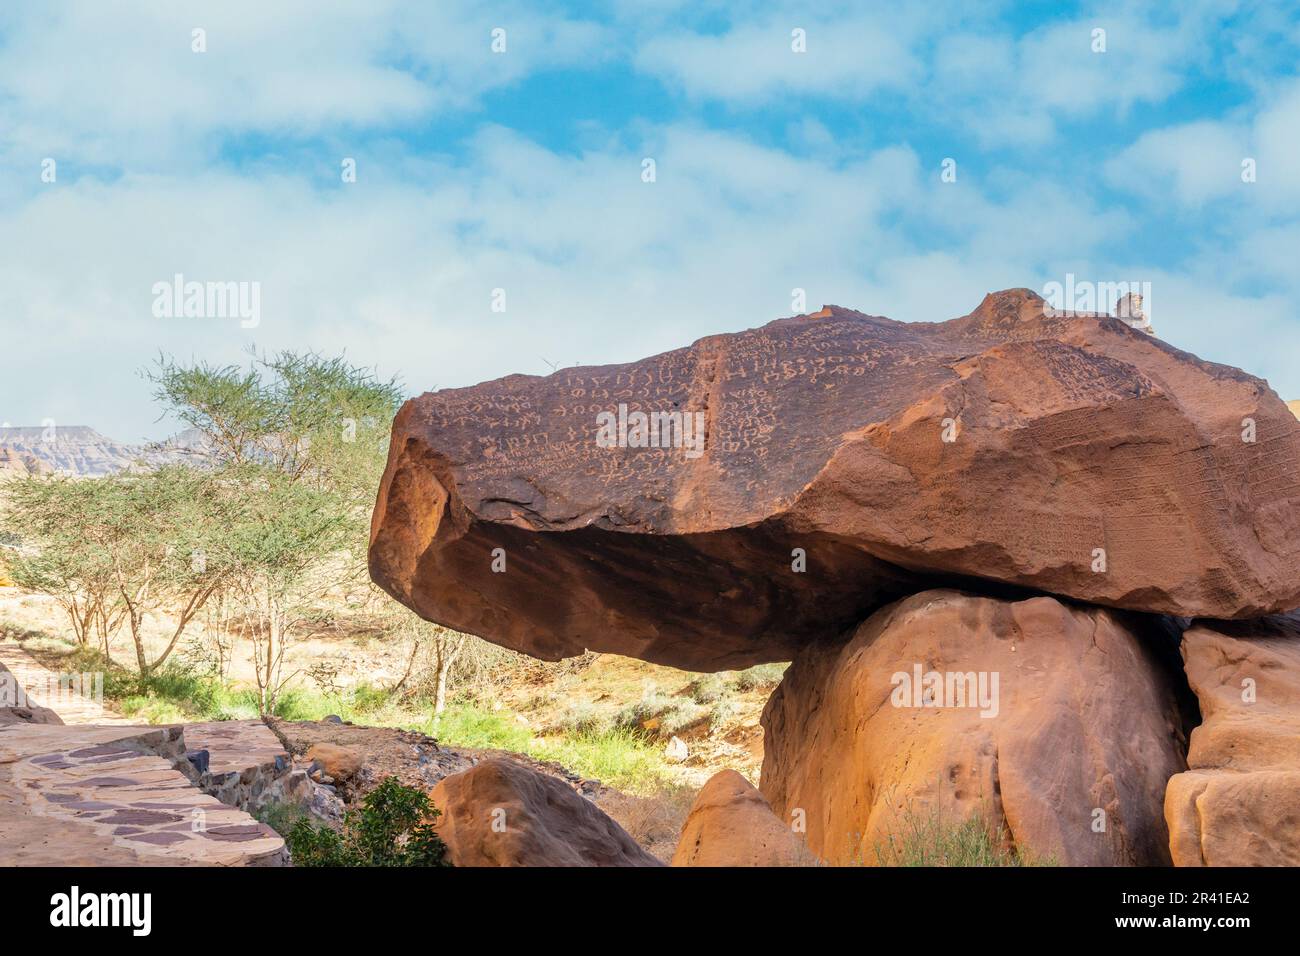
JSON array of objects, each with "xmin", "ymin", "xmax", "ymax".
[{"xmin": 0, "ymin": 722, "xmax": 287, "ymax": 866}]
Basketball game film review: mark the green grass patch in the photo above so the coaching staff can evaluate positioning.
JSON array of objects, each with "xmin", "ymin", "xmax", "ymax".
[
  {"xmin": 76, "ymin": 652, "xmax": 399, "ymax": 725},
  {"xmin": 422, "ymin": 703, "xmax": 534, "ymax": 751},
  {"xmin": 423, "ymin": 702, "xmax": 674, "ymax": 795},
  {"xmin": 536, "ymin": 727, "xmax": 672, "ymax": 793},
  {"xmin": 868, "ymin": 802, "xmax": 1057, "ymax": 867}
]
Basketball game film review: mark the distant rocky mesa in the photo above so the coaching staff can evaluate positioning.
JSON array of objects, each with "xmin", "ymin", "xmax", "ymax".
[
  {"xmin": 0, "ymin": 426, "xmax": 207, "ymax": 477},
  {"xmin": 370, "ymin": 288, "xmax": 1300, "ymax": 670},
  {"xmin": 0, "ymin": 446, "xmax": 50, "ymax": 477}
]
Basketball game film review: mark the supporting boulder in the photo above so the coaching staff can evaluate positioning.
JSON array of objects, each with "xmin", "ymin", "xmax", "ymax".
[
  {"xmin": 1164, "ymin": 614, "xmax": 1300, "ymax": 866},
  {"xmin": 760, "ymin": 590, "xmax": 1188, "ymax": 866},
  {"xmin": 429, "ymin": 758, "xmax": 662, "ymax": 867}
]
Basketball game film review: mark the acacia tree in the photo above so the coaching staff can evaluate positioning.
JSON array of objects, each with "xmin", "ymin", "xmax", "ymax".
[
  {"xmin": 108, "ymin": 468, "xmax": 235, "ymax": 675},
  {"xmin": 217, "ymin": 465, "xmax": 359, "ymax": 712},
  {"xmin": 0, "ymin": 468, "xmax": 232, "ymax": 674},
  {"xmin": 0, "ymin": 476, "xmax": 120, "ymax": 651},
  {"xmin": 148, "ymin": 350, "xmax": 403, "ymax": 713},
  {"xmin": 388, "ymin": 614, "xmax": 470, "ymax": 720}
]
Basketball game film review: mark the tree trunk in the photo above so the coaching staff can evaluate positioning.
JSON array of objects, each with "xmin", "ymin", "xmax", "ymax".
[
  {"xmin": 432, "ymin": 634, "xmax": 464, "ymax": 718},
  {"xmin": 131, "ymin": 616, "xmax": 148, "ymax": 676}
]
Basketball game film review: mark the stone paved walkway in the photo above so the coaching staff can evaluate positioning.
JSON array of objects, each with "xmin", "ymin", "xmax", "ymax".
[
  {"xmin": 0, "ymin": 646, "xmax": 295, "ymax": 865},
  {"xmin": 0, "ymin": 722, "xmax": 287, "ymax": 865},
  {"xmin": 0, "ymin": 642, "xmax": 133, "ymax": 725}
]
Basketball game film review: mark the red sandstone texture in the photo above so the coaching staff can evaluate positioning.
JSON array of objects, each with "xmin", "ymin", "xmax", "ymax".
[
  {"xmin": 370, "ymin": 289, "xmax": 1300, "ymax": 669},
  {"xmin": 671, "ymin": 769, "xmax": 817, "ymax": 867},
  {"xmin": 1164, "ymin": 613, "xmax": 1300, "ymax": 866},
  {"xmin": 429, "ymin": 758, "xmax": 661, "ymax": 867},
  {"xmin": 760, "ymin": 590, "xmax": 1188, "ymax": 866}
]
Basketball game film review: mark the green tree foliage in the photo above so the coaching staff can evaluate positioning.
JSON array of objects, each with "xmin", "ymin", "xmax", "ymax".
[
  {"xmin": 1, "ymin": 476, "xmax": 119, "ymax": 649},
  {"xmin": 284, "ymin": 776, "xmax": 452, "ymax": 867},
  {"xmin": 1, "ymin": 350, "xmax": 403, "ymax": 701},
  {"xmin": 147, "ymin": 350, "xmax": 404, "ymax": 711},
  {"xmin": 1, "ymin": 468, "xmax": 235, "ymax": 674},
  {"xmin": 149, "ymin": 350, "xmax": 401, "ymax": 503}
]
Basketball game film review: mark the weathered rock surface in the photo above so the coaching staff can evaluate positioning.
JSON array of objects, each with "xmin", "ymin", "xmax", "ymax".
[
  {"xmin": 429, "ymin": 757, "xmax": 662, "ymax": 866},
  {"xmin": 672, "ymin": 769, "xmax": 817, "ymax": 866},
  {"xmin": 370, "ymin": 289, "xmax": 1300, "ymax": 669},
  {"xmin": 760, "ymin": 590, "xmax": 1188, "ymax": 866},
  {"xmin": 1164, "ymin": 614, "xmax": 1300, "ymax": 866}
]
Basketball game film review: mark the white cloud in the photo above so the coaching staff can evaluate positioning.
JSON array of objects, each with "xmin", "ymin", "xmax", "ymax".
[
  {"xmin": 12, "ymin": 118, "xmax": 1288, "ymax": 442},
  {"xmin": 0, "ymin": 1, "xmax": 608, "ymax": 169},
  {"xmin": 3, "ymin": 0, "xmax": 1298, "ymax": 444},
  {"xmin": 0, "ymin": 128, "xmax": 921, "ymax": 437},
  {"xmin": 1105, "ymin": 77, "xmax": 1300, "ymax": 207},
  {"xmin": 1018, "ymin": 14, "xmax": 1194, "ymax": 115},
  {"xmin": 636, "ymin": 14, "xmax": 922, "ymax": 101},
  {"xmin": 1104, "ymin": 120, "xmax": 1249, "ymax": 205}
]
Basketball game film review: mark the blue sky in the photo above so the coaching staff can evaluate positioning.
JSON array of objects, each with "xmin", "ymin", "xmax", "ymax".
[{"xmin": 1, "ymin": 1, "xmax": 1298, "ymax": 440}]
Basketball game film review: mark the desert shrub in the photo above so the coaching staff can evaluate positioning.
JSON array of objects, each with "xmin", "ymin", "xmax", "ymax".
[
  {"xmin": 684, "ymin": 673, "xmax": 727, "ymax": 704},
  {"xmin": 614, "ymin": 690, "xmax": 709, "ymax": 737},
  {"xmin": 549, "ymin": 700, "xmax": 610, "ymax": 736},
  {"xmin": 732, "ymin": 662, "xmax": 787, "ymax": 691},
  {"xmin": 708, "ymin": 692, "xmax": 739, "ymax": 733},
  {"xmin": 42, "ymin": 645, "xmax": 137, "ymax": 699},
  {"xmin": 598, "ymin": 786, "xmax": 696, "ymax": 863},
  {"xmin": 284, "ymin": 776, "xmax": 451, "ymax": 867}
]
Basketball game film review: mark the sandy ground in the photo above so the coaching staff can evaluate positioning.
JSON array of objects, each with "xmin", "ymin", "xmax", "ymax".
[{"xmin": 0, "ymin": 586, "xmax": 412, "ymax": 689}]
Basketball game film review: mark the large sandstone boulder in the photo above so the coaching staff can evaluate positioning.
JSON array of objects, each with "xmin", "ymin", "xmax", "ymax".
[
  {"xmin": 370, "ymin": 289, "xmax": 1300, "ymax": 669},
  {"xmin": 672, "ymin": 769, "xmax": 817, "ymax": 866},
  {"xmin": 760, "ymin": 590, "xmax": 1188, "ymax": 866},
  {"xmin": 1164, "ymin": 614, "xmax": 1300, "ymax": 866},
  {"xmin": 429, "ymin": 757, "xmax": 662, "ymax": 867}
]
